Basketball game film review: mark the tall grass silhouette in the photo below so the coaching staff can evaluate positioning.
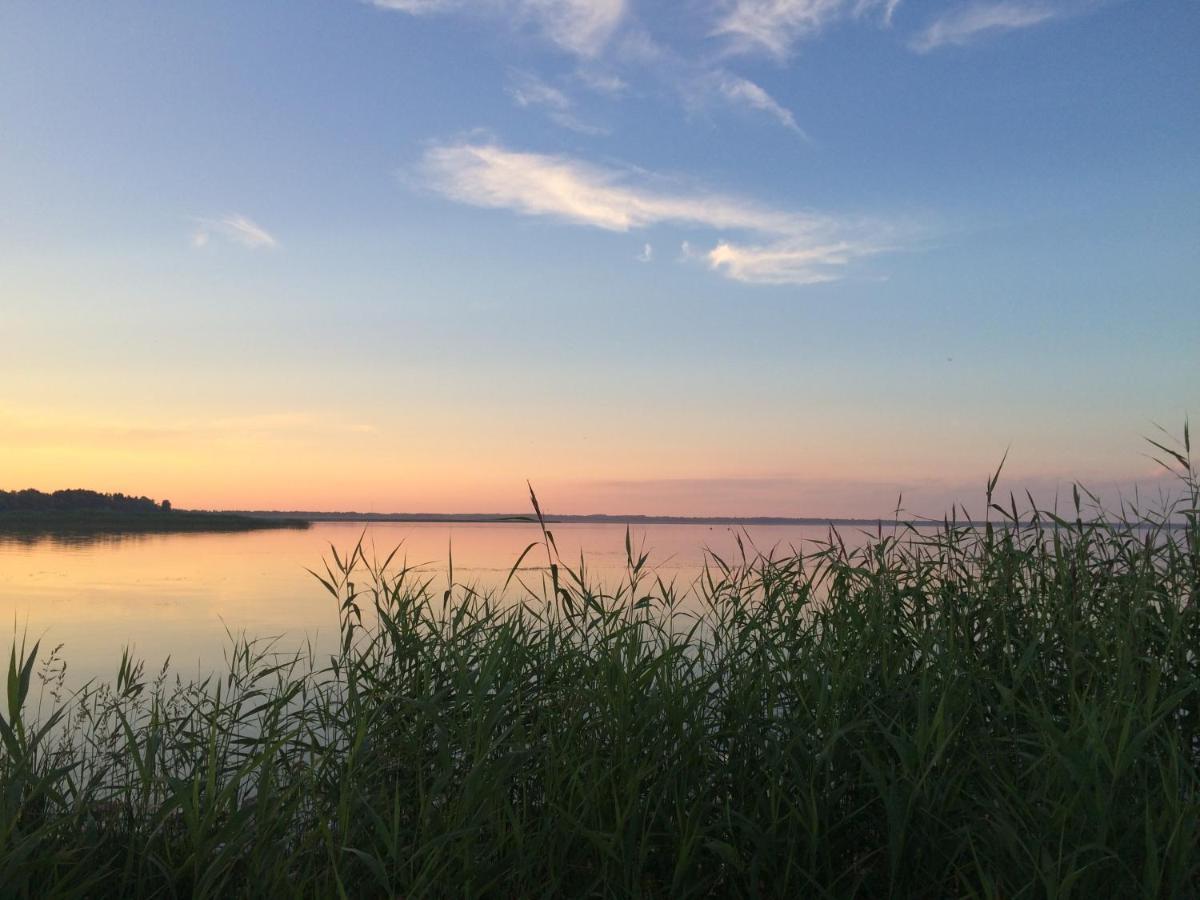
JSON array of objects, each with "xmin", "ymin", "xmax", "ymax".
[{"xmin": 2, "ymin": 429, "xmax": 1197, "ymax": 897}]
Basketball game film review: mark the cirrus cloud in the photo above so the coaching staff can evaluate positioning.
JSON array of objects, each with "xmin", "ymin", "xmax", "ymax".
[
  {"xmin": 190, "ymin": 215, "xmax": 278, "ymax": 250},
  {"xmin": 705, "ymin": 239, "xmax": 861, "ymax": 285},
  {"xmin": 419, "ymin": 139, "xmax": 900, "ymax": 285},
  {"xmin": 506, "ymin": 69, "xmax": 609, "ymax": 135},
  {"xmin": 713, "ymin": 0, "xmax": 900, "ymax": 59},
  {"xmin": 910, "ymin": 2, "xmax": 1058, "ymax": 52},
  {"xmin": 713, "ymin": 72, "xmax": 808, "ymax": 138},
  {"xmin": 370, "ymin": 0, "xmax": 627, "ymax": 57}
]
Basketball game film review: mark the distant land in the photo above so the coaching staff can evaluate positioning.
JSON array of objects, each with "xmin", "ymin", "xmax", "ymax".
[
  {"xmin": 8, "ymin": 491, "xmax": 1159, "ymax": 536},
  {"xmin": 234, "ymin": 510, "xmax": 1182, "ymax": 530},
  {"xmin": 234, "ymin": 510, "xmax": 938, "ymax": 528},
  {"xmin": 0, "ymin": 489, "xmax": 309, "ymax": 535}
]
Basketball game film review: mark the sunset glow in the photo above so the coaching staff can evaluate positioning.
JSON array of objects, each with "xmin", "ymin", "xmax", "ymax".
[{"xmin": 1, "ymin": 1, "xmax": 1195, "ymax": 517}]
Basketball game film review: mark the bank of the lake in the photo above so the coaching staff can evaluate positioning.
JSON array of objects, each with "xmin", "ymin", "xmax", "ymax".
[
  {"xmin": 0, "ymin": 509, "xmax": 309, "ymax": 536},
  {"xmin": 0, "ymin": 488, "xmax": 309, "ymax": 538}
]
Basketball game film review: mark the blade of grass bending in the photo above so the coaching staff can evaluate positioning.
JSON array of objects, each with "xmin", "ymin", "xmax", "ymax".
[{"xmin": 505, "ymin": 542, "xmax": 541, "ymax": 592}]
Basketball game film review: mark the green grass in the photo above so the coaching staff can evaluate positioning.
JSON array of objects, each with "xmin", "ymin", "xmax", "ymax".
[{"xmin": 2, "ymin": 432, "xmax": 1198, "ymax": 897}]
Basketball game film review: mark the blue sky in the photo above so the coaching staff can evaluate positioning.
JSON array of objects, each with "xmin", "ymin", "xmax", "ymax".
[{"xmin": 0, "ymin": 0, "xmax": 1197, "ymax": 516}]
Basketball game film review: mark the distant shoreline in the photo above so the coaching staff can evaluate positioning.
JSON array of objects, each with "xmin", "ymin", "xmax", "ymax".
[
  {"xmin": 232, "ymin": 511, "xmax": 1186, "ymax": 530},
  {"xmin": 233, "ymin": 510, "xmax": 966, "ymax": 528},
  {"xmin": 0, "ymin": 509, "xmax": 310, "ymax": 536},
  {"xmin": 5, "ymin": 507, "xmax": 1181, "ymax": 536}
]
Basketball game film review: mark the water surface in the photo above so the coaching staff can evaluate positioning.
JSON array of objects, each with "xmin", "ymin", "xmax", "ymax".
[{"xmin": 0, "ymin": 521, "xmax": 876, "ymax": 683}]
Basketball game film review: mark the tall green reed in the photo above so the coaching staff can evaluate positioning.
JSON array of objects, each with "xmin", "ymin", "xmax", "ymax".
[{"xmin": 2, "ymin": 430, "xmax": 1197, "ymax": 897}]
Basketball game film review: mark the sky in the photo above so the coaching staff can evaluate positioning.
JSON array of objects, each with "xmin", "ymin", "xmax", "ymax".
[{"xmin": 0, "ymin": 0, "xmax": 1197, "ymax": 518}]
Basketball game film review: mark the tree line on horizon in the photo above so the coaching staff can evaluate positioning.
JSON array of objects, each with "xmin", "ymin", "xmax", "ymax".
[{"xmin": 0, "ymin": 488, "xmax": 169, "ymax": 514}]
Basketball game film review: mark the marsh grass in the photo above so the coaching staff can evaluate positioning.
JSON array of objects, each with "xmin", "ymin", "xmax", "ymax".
[{"xmin": 2, "ymin": 432, "xmax": 1198, "ymax": 897}]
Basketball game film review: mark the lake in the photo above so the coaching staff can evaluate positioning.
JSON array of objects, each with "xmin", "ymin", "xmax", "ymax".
[{"xmin": 0, "ymin": 520, "xmax": 878, "ymax": 684}]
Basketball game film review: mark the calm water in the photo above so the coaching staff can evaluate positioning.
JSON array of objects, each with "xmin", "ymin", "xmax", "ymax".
[{"xmin": 0, "ymin": 521, "xmax": 874, "ymax": 683}]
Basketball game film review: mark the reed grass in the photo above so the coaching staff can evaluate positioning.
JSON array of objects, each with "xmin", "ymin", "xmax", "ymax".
[{"xmin": 2, "ymin": 431, "xmax": 1198, "ymax": 897}]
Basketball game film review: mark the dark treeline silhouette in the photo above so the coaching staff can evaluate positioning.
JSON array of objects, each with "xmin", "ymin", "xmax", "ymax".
[
  {"xmin": 0, "ymin": 488, "xmax": 306, "ymax": 536},
  {"xmin": 0, "ymin": 488, "xmax": 168, "ymax": 514}
]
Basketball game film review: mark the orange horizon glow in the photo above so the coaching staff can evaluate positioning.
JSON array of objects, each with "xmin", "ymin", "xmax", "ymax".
[{"xmin": 1, "ymin": 405, "xmax": 1177, "ymax": 520}]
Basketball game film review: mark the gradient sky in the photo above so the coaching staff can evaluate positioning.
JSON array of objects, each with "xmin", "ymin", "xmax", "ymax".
[{"xmin": 1, "ymin": 0, "xmax": 1197, "ymax": 517}]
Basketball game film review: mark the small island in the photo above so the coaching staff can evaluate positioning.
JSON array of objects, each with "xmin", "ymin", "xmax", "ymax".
[{"xmin": 0, "ymin": 488, "xmax": 309, "ymax": 536}]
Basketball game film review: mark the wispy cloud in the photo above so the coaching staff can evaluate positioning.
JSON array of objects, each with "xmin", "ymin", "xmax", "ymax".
[
  {"xmin": 594, "ymin": 27, "xmax": 811, "ymax": 137},
  {"xmin": 506, "ymin": 70, "xmax": 609, "ymax": 135},
  {"xmin": 911, "ymin": 2, "xmax": 1058, "ymax": 52},
  {"xmin": 878, "ymin": 0, "xmax": 904, "ymax": 26},
  {"xmin": 422, "ymin": 140, "xmax": 797, "ymax": 232},
  {"xmin": 508, "ymin": 69, "xmax": 573, "ymax": 112},
  {"xmin": 573, "ymin": 67, "xmax": 629, "ymax": 96},
  {"xmin": 525, "ymin": 0, "xmax": 627, "ymax": 57},
  {"xmin": 419, "ymin": 140, "xmax": 897, "ymax": 285},
  {"xmin": 383, "ymin": 4, "xmax": 809, "ymax": 139},
  {"xmin": 371, "ymin": 0, "xmax": 626, "ymax": 57},
  {"xmin": 370, "ymin": 0, "xmax": 456, "ymax": 11},
  {"xmin": 704, "ymin": 239, "xmax": 862, "ymax": 285},
  {"xmin": 712, "ymin": 72, "xmax": 808, "ymax": 139},
  {"xmin": 713, "ymin": 0, "xmax": 898, "ymax": 59},
  {"xmin": 191, "ymin": 215, "xmax": 278, "ymax": 250},
  {"xmin": 636, "ymin": 242, "xmax": 654, "ymax": 262}
]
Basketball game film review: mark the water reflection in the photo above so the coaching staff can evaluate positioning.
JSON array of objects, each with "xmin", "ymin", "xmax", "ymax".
[
  {"xmin": 0, "ymin": 521, "xmax": 881, "ymax": 684},
  {"xmin": 0, "ymin": 530, "xmax": 168, "ymax": 549}
]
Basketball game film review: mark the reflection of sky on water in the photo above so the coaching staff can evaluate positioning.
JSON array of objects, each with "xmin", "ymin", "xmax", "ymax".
[{"xmin": 0, "ymin": 521, "xmax": 892, "ymax": 684}]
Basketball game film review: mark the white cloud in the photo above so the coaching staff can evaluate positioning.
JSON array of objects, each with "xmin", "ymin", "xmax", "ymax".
[
  {"xmin": 191, "ymin": 215, "xmax": 278, "ymax": 250},
  {"xmin": 422, "ymin": 141, "xmax": 796, "ymax": 232},
  {"xmin": 508, "ymin": 70, "xmax": 573, "ymax": 112},
  {"xmin": 714, "ymin": 73, "xmax": 808, "ymax": 138},
  {"xmin": 371, "ymin": 0, "xmax": 456, "ymax": 11},
  {"xmin": 713, "ymin": 0, "xmax": 897, "ymax": 59},
  {"xmin": 371, "ymin": 0, "xmax": 626, "ymax": 57},
  {"xmin": 636, "ymin": 242, "xmax": 653, "ymax": 262},
  {"xmin": 420, "ymin": 140, "xmax": 894, "ymax": 285},
  {"xmin": 523, "ymin": 0, "xmax": 627, "ymax": 57},
  {"xmin": 707, "ymin": 239, "xmax": 856, "ymax": 285},
  {"xmin": 878, "ymin": 0, "xmax": 903, "ymax": 26},
  {"xmin": 589, "ymin": 27, "xmax": 811, "ymax": 137},
  {"xmin": 381, "ymin": 4, "xmax": 806, "ymax": 138},
  {"xmin": 911, "ymin": 2, "xmax": 1057, "ymax": 51},
  {"xmin": 506, "ymin": 70, "xmax": 609, "ymax": 135},
  {"xmin": 574, "ymin": 68, "xmax": 629, "ymax": 96}
]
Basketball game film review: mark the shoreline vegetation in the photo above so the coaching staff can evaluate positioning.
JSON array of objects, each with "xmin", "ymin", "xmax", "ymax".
[
  {"xmin": 0, "ymin": 489, "xmax": 308, "ymax": 536},
  {"xmin": 2, "ymin": 433, "xmax": 1198, "ymax": 896}
]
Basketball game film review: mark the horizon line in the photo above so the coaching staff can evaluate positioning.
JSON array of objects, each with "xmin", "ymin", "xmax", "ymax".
[{"xmin": 216, "ymin": 509, "xmax": 1015, "ymax": 528}]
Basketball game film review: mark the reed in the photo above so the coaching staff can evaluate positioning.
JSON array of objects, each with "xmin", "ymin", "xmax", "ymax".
[{"xmin": 2, "ymin": 431, "xmax": 1197, "ymax": 897}]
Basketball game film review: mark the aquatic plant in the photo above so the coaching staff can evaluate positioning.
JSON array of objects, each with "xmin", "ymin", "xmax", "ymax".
[{"xmin": 1, "ymin": 430, "xmax": 1197, "ymax": 897}]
